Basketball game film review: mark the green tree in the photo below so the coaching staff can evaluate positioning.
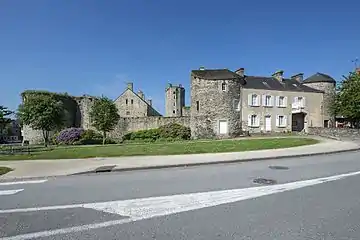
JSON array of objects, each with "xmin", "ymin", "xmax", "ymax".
[
  {"xmin": 89, "ymin": 97, "xmax": 120, "ymax": 145},
  {"xmin": 331, "ymin": 71, "xmax": 360, "ymax": 127},
  {"xmin": 0, "ymin": 106, "xmax": 13, "ymax": 136},
  {"xmin": 17, "ymin": 94, "xmax": 65, "ymax": 146}
]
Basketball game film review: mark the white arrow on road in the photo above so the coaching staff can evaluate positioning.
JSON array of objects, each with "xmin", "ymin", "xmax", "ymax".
[{"xmin": 1, "ymin": 170, "xmax": 360, "ymax": 240}]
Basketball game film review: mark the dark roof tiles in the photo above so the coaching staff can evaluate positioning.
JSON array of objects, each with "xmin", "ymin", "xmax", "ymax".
[
  {"xmin": 303, "ymin": 73, "xmax": 336, "ymax": 84},
  {"xmin": 192, "ymin": 69, "xmax": 242, "ymax": 80},
  {"xmin": 243, "ymin": 76, "xmax": 324, "ymax": 93}
]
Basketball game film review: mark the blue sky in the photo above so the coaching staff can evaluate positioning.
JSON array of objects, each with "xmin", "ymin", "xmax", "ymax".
[{"xmin": 1, "ymin": 0, "xmax": 359, "ymax": 114}]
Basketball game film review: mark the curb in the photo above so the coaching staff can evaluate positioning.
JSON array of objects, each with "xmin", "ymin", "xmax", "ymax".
[{"xmin": 72, "ymin": 147, "xmax": 360, "ymax": 176}]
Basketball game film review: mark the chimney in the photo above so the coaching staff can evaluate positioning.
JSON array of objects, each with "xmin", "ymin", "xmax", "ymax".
[
  {"xmin": 291, "ymin": 73, "xmax": 304, "ymax": 82},
  {"xmin": 127, "ymin": 82, "xmax": 133, "ymax": 91},
  {"xmin": 356, "ymin": 68, "xmax": 360, "ymax": 75},
  {"xmin": 235, "ymin": 68, "xmax": 245, "ymax": 77},
  {"xmin": 199, "ymin": 66, "xmax": 205, "ymax": 71},
  {"xmin": 272, "ymin": 70, "xmax": 284, "ymax": 82},
  {"xmin": 147, "ymin": 99, "xmax": 152, "ymax": 106},
  {"xmin": 137, "ymin": 90, "xmax": 145, "ymax": 99}
]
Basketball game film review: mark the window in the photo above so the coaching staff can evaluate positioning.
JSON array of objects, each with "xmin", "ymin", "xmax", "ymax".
[
  {"xmin": 221, "ymin": 82, "xmax": 226, "ymax": 91},
  {"xmin": 131, "ymin": 99, "xmax": 134, "ymax": 104},
  {"xmin": 126, "ymin": 99, "xmax": 128, "ymax": 104},
  {"xmin": 251, "ymin": 115, "xmax": 257, "ymax": 126},
  {"xmin": 279, "ymin": 96, "xmax": 285, "ymax": 107},
  {"xmin": 196, "ymin": 101, "xmax": 200, "ymax": 111},
  {"xmin": 277, "ymin": 115, "xmax": 287, "ymax": 127},
  {"xmin": 248, "ymin": 114, "xmax": 259, "ymax": 127},
  {"xmin": 173, "ymin": 103, "xmax": 176, "ymax": 107},
  {"xmin": 173, "ymin": 110, "xmax": 176, "ymax": 114},
  {"xmin": 126, "ymin": 111, "xmax": 130, "ymax": 115},
  {"xmin": 295, "ymin": 97, "xmax": 304, "ymax": 107},
  {"xmin": 250, "ymin": 94, "xmax": 259, "ymax": 106},
  {"xmin": 278, "ymin": 116, "xmax": 284, "ymax": 126},
  {"xmin": 233, "ymin": 99, "xmax": 240, "ymax": 111},
  {"xmin": 173, "ymin": 91, "xmax": 176, "ymax": 94},
  {"xmin": 264, "ymin": 95, "xmax": 272, "ymax": 107}
]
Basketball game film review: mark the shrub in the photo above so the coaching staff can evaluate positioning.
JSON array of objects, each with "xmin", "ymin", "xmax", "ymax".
[
  {"xmin": 158, "ymin": 123, "xmax": 191, "ymax": 140},
  {"xmin": 122, "ymin": 123, "xmax": 191, "ymax": 142},
  {"xmin": 72, "ymin": 129, "xmax": 117, "ymax": 145},
  {"xmin": 56, "ymin": 128, "xmax": 84, "ymax": 145},
  {"xmin": 80, "ymin": 129, "xmax": 102, "ymax": 141}
]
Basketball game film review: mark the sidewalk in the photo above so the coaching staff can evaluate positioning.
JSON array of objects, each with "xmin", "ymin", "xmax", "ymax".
[{"xmin": 1, "ymin": 138, "xmax": 359, "ymax": 180}]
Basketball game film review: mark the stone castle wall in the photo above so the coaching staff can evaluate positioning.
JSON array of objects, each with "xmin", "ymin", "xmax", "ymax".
[
  {"xmin": 109, "ymin": 116, "xmax": 190, "ymax": 138},
  {"xmin": 308, "ymin": 127, "xmax": 360, "ymax": 141}
]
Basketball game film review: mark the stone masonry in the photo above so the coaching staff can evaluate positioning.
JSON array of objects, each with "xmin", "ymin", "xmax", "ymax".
[{"xmin": 22, "ymin": 67, "xmax": 337, "ymax": 144}]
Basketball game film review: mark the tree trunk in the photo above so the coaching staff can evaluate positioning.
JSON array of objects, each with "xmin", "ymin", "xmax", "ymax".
[
  {"xmin": 102, "ymin": 131, "xmax": 106, "ymax": 145},
  {"xmin": 42, "ymin": 130, "xmax": 49, "ymax": 147}
]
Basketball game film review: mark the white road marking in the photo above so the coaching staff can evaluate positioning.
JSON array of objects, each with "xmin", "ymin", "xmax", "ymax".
[
  {"xmin": 0, "ymin": 179, "xmax": 47, "ymax": 186},
  {"xmin": 1, "ymin": 170, "xmax": 360, "ymax": 240},
  {"xmin": 0, "ymin": 189, "xmax": 24, "ymax": 196}
]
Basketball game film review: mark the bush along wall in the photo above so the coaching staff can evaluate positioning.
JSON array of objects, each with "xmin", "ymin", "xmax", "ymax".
[{"xmin": 122, "ymin": 123, "xmax": 191, "ymax": 142}]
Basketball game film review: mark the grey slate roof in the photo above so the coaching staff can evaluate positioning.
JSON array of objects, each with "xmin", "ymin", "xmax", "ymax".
[
  {"xmin": 243, "ymin": 76, "xmax": 324, "ymax": 93},
  {"xmin": 302, "ymin": 72, "xmax": 336, "ymax": 84},
  {"xmin": 192, "ymin": 69, "xmax": 246, "ymax": 83}
]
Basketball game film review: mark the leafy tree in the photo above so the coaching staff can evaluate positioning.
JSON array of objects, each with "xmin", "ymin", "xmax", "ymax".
[
  {"xmin": 331, "ymin": 71, "xmax": 360, "ymax": 127},
  {"xmin": 0, "ymin": 106, "xmax": 13, "ymax": 136},
  {"xmin": 17, "ymin": 94, "xmax": 65, "ymax": 146},
  {"xmin": 89, "ymin": 97, "xmax": 120, "ymax": 145}
]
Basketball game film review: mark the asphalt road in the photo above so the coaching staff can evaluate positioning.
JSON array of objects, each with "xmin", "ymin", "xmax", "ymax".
[{"xmin": 1, "ymin": 150, "xmax": 360, "ymax": 239}]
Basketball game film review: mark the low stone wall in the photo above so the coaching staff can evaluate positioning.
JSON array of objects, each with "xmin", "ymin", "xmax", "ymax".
[
  {"xmin": 109, "ymin": 116, "xmax": 191, "ymax": 138},
  {"xmin": 308, "ymin": 127, "xmax": 360, "ymax": 140}
]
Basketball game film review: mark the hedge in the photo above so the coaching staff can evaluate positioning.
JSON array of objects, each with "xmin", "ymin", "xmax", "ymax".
[{"xmin": 123, "ymin": 123, "xmax": 191, "ymax": 141}]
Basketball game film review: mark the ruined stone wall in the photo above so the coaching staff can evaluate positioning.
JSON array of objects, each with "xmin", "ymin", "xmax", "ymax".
[
  {"xmin": 190, "ymin": 75, "xmax": 242, "ymax": 139},
  {"xmin": 75, "ymin": 95, "xmax": 96, "ymax": 130},
  {"xmin": 109, "ymin": 116, "xmax": 190, "ymax": 138},
  {"xmin": 308, "ymin": 127, "xmax": 360, "ymax": 141},
  {"xmin": 21, "ymin": 92, "xmax": 80, "ymax": 144}
]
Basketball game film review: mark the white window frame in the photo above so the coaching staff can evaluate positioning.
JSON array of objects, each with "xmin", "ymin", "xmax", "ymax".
[
  {"xmin": 249, "ymin": 94, "xmax": 260, "ymax": 106},
  {"xmin": 263, "ymin": 95, "xmax": 273, "ymax": 107},
  {"xmin": 276, "ymin": 115, "xmax": 287, "ymax": 127},
  {"xmin": 248, "ymin": 114, "xmax": 260, "ymax": 127},
  {"xmin": 278, "ymin": 96, "xmax": 286, "ymax": 107}
]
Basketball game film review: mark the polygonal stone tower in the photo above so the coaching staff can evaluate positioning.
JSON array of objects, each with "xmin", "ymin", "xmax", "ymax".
[{"xmin": 302, "ymin": 73, "xmax": 336, "ymax": 127}]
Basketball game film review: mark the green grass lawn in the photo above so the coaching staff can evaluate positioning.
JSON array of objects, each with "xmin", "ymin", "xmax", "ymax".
[
  {"xmin": 0, "ymin": 166, "xmax": 13, "ymax": 175},
  {"xmin": 0, "ymin": 137, "xmax": 319, "ymax": 161}
]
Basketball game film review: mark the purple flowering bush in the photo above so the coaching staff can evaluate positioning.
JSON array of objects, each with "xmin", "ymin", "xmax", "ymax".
[{"xmin": 56, "ymin": 128, "xmax": 84, "ymax": 145}]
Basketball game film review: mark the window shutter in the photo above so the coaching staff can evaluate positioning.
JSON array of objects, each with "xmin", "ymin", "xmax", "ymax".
[
  {"xmin": 247, "ymin": 114, "xmax": 252, "ymax": 126},
  {"xmin": 275, "ymin": 96, "xmax": 279, "ymax": 107},
  {"xmin": 248, "ymin": 94, "xmax": 252, "ymax": 106},
  {"xmin": 293, "ymin": 97, "xmax": 297, "ymax": 104},
  {"xmin": 256, "ymin": 115, "xmax": 260, "ymax": 127},
  {"xmin": 270, "ymin": 96, "xmax": 274, "ymax": 106},
  {"xmin": 257, "ymin": 95, "xmax": 260, "ymax": 106},
  {"xmin": 262, "ymin": 95, "xmax": 266, "ymax": 106},
  {"xmin": 284, "ymin": 115, "xmax": 288, "ymax": 126},
  {"xmin": 276, "ymin": 115, "xmax": 279, "ymax": 127},
  {"xmin": 284, "ymin": 96, "xmax": 287, "ymax": 107},
  {"xmin": 303, "ymin": 97, "xmax": 306, "ymax": 107}
]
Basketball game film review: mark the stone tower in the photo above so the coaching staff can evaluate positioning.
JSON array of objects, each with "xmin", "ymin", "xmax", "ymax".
[
  {"xmin": 302, "ymin": 73, "xmax": 336, "ymax": 127},
  {"xmin": 190, "ymin": 68, "xmax": 245, "ymax": 139},
  {"xmin": 165, "ymin": 83, "xmax": 185, "ymax": 117}
]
